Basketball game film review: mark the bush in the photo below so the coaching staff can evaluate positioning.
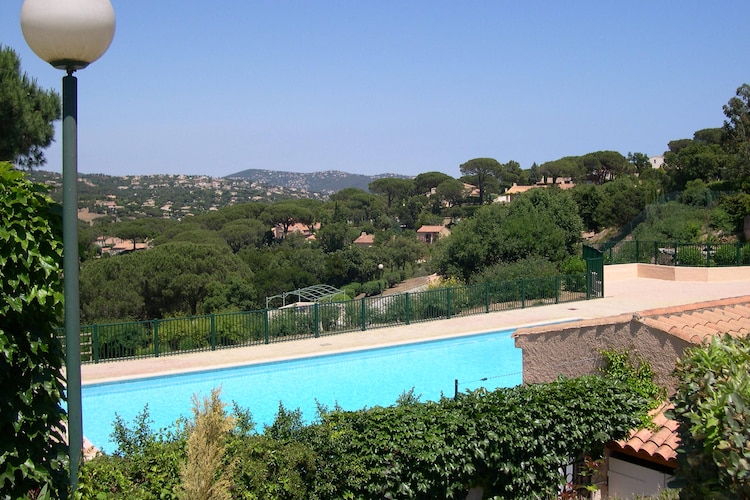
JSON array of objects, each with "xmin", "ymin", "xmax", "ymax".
[
  {"xmin": 0, "ymin": 164, "xmax": 68, "ymax": 497},
  {"xmin": 361, "ymin": 280, "xmax": 384, "ymax": 297},
  {"xmin": 713, "ymin": 244, "xmax": 740, "ymax": 266},
  {"xmin": 675, "ymin": 245, "xmax": 704, "ymax": 266},
  {"xmin": 669, "ymin": 335, "xmax": 750, "ymax": 498}
]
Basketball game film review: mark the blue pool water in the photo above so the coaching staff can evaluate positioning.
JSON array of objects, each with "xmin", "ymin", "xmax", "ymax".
[{"xmin": 82, "ymin": 328, "xmax": 522, "ymax": 452}]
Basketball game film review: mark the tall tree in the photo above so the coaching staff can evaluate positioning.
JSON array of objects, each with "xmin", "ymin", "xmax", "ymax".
[
  {"xmin": 0, "ymin": 46, "xmax": 60, "ymax": 169},
  {"xmin": 582, "ymin": 151, "xmax": 632, "ymax": 184},
  {"xmin": 368, "ymin": 177, "xmax": 414, "ymax": 209},
  {"xmin": 262, "ymin": 201, "xmax": 314, "ymax": 237},
  {"xmin": 434, "ymin": 178, "xmax": 466, "ymax": 208},
  {"xmin": 413, "ymin": 171, "xmax": 452, "ymax": 195},
  {"xmin": 459, "ymin": 158, "xmax": 501, "ymax": 204},
  {"xmin": 627, "ymin": 152, "xmax": 651, "ymax": 175},
  {"xmin": 722, "ymin": 83, "xmax": 750, "ymax": 188},
  {"xmin": 663, "ymin": 129, "xmax": 730, "ymax": 190},
  {"xmin": 538, "ymin": 157, "xmax": 583, "ymax": 184}
]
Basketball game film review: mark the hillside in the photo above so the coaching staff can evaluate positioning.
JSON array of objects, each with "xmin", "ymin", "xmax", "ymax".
[{"xmin": 226, "ymin": 168, "xmax": 410, "ymax": 194}]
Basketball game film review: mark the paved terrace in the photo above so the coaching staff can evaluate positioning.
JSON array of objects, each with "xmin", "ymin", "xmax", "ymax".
[{"xmin": 81, "ymin": 264, "xmax": 750, "ymax": 384}]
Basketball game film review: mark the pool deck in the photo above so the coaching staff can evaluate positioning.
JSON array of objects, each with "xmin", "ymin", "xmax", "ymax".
[{"xmin": 80, "ymin": 266, "xmax": 750, "ymax": 385}]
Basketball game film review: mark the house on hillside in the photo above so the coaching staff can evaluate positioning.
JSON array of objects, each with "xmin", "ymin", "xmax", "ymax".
[
  {"xmin": 416, "ymin": 225, "xmax": 450, "ymax": 244},
  {"xmin": 271, "ymin": 222, "xmax": 320, "ymax": 240},
  {"xmin": 353, "ymin": 232, "xmax": 375, "ymax": 248},
  {"xmin": 495, "ymin": 178, "xmax": 575, "ymax": 203},
  {"xmin": 513, "ymin": 295, "xmax": 750, "ymax": 498},
  {"xmin": 96, "ymin": 236, "xmax": 149, "ymax": 255}
]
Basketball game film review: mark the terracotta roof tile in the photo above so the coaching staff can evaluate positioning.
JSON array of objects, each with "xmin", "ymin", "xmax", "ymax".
[
  {"xmin": 634, "ymin": 295, "xmax": 750, "ymax": 345},
  {"xmin": 611, "ymin": 403, "xmax": 679, "ymax": 467}
]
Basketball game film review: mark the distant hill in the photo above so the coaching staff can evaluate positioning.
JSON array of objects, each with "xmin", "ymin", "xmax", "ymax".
[{"xmin": 226, "ymin": 169, "xmax": 411, "ymax": 195}]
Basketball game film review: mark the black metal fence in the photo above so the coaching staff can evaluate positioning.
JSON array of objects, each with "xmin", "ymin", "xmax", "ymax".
[
  {"xmin": 69, "ymin": 273, "xmax": 594, "ymax": 364},
  {"xmin": 596, "ymin": 240, "xmax": 750, "ymax": 267}
]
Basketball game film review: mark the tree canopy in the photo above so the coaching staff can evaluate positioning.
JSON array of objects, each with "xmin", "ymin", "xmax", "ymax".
[
  {"xmin": 0, "ymin": 46, "xmax": 60, "ymax": 169},
  {"xmin": 459, "ymin": 157, "xmax": 501, "ymax": 204},
  {"xmin": 722, "ymin": 83, "xmax": 750, "ymax": 189}
]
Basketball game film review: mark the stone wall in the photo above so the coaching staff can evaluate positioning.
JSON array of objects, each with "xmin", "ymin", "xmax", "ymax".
[{"xmin": 513, "ymin": 316, "xmax": 692, "ymax": 394}]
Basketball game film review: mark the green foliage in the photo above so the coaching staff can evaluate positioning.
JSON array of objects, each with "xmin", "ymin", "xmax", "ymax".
[
  {"xmin": 675, "ymin": 245, "xmax": 705, "ymax": 266},
  {"xmin": 80, "ymin": 406, "xmax": 184, "ymax": 499},
  {"xmin": 459, "ymin": 157, "xmax": 502, "ymax": 203},
  {"xmin": 722, "ymin": 84, "xmax": 750, "ymax": 190},
  {"xmin": 717, "ymin": 193, "xmax": 750, "ymax": 233},
  {"xmin": 433, "ymin": 188, "xmax": 583, "ymax": 282},
  {"xmin": 670, "ymin": 334, "xmax": 750, "ymax": 498},
  {"xmin": 0, "ymin": 163, "xmax": 68, "ymax": 497},
  {"xmin": 599, "ymin": 349, "xmax": 665, "ymax": 416},
  {"xmin": 632, "ymin": 202, "xmax": 710, "ymax": 242},
  {"xmin": 80, "ymin": 242, "xmax": 255, "ymax": 323},
  {"xmin": 0, "ymin": 47, "xmax": 61, "ymax": 169},
  {"xmin": 311, "ymin": 376, "xmax": 647, "ymax": 499},
  {"xmin": 77, "ymin": 376, "xmax": 647, "ymax": 499}
]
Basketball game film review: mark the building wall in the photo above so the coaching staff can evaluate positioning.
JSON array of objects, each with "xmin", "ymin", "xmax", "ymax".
[
  {"xmin": 608, "ymin": 457, "xmax": 673, "ymax": 499},
  {"xmin": 513, "ymin": 317, "xmax": 691, "ymax": 394}
]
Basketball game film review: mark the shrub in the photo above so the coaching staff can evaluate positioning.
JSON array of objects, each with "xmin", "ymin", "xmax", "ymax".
[
  {"xmin": 178, "ymin": 388, "xmax": 235, "ymax": 500},
  {"xmin": 669, "ymin": 334, "xmax": 750, "ymax": 498},
  {"xmin": 675, "ymin": 245, "xmax": 704, "ymax": 266},
  {"xmin": 713, "ymin": 244, "xmax": 740, "ymax": 266},
  {"xmin": 0, "ymin": 164, "xmax": 68, "ymax": 497}
]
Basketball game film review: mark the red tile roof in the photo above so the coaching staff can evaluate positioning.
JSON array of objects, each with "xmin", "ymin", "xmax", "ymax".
[
  {"xmin": 634, "ymin": 295, "xmax": 750, "ymax": 345},
  {"xmin": 416, "ymin": 225, "xmax": 447, "ymax": 233},
  {"xmin": 609, "ymin": 403, "xmax": 679, "ymax": 468}
]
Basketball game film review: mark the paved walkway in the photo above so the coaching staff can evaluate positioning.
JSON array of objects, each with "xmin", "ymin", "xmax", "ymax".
[{"xmin": 81, "ymin": 267, "xmax": 750, "ymax": 385}]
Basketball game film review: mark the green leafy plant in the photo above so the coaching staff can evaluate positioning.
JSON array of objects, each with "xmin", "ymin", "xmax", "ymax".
[
  {"xmin": 0, "ymin": 163, "xmax": 68, "ymax": 498},
  {"xmin": 669, "ymin": 334, "xmax": 750, "ymax": 498},
  {"xmin": 600, "ymin": 349, "xmax": 665, "ymax": 404}
]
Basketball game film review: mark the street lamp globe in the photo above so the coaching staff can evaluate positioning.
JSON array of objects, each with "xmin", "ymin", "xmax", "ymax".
[{"xmin": 20, "ymin": 0, "xmax": 115, "ymax": 72}]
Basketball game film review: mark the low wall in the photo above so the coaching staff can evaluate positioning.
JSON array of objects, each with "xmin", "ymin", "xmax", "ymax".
[
  {"xmin": 605, "ymin": 263, "xmax": 750, "ymax": 282},
  {"xmin": 636, "ymin": 263, "xmax": 750, "ymax": 282}
]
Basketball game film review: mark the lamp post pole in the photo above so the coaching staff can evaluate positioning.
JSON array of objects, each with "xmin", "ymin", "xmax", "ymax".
[
  {"xmin": 20, "ymin": 0, "xmax": 115, "ymax": 490},
  {"xmin": 61, "ymin": 71, "xmax": 83, "ymax": 485}
]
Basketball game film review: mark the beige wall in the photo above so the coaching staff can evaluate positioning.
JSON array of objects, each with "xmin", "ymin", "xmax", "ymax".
[
  {"xmin": 637, "ymin": 263, "xmax": 750, "ymax": 282},
  {"xmin": 513, "ymin": 317, "xmax": 691, "ymax": 394}
]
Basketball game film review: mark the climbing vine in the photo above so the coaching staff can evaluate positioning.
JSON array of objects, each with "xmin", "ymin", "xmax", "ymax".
[{"xmin": 0, "ymin": 163, "xmax": 68, "ymax": 498}]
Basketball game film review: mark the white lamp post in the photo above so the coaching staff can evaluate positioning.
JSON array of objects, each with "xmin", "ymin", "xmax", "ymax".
[{"xmin": 20, "ymin": 0, "xmax": 115, "ymax": 489}]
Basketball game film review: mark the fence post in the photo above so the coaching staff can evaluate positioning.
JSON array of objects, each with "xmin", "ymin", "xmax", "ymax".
[
  {"xmin": 635, "ymin": 240, "xmax": 640, "ymax": 263},
  {"xmin": 210, "ymin": 314, "xmax": 216, "ymax": 350},
  {"xmin": 446, "ymin": 288, "xmax": 452, "ymax": 319},
  {"xmin": 314, "ymin": 303, "xmax": 320, "ymax": 338},
  {"xmin": 263, "ymin": 308, "xmax": 269, "ymax": 344},
  {"xmin": 653, "ymin": 241, "xmax": 658, "ymax": 264},
  {"xmin": 153, "ymin": 320, "xmax": 159, "ymax": 358},
  {"xmin": 555, "ymin": 275, "xmax": 560, "ymax": 304},
  {"xmin": 521, "ymin": 279, "xmax": 526, "ymax": 308},
  {"xmin": 705, "ymin": 243, "xmax": 711, "ymax": 267},
  {"xmin": 92, "ymin": 324, "xmax": 99, "ymax": 364},
  {"xmin": 361, "ymin": 297, "xmax": 367, "ymax": 331},
  {"xmin": 738, "ymin": 242, "xmax": 742, "ymax": 266},
  {"xmin": 405, "ymin": 293, "xmax": 411, "ymax": 325},
  {"xmin": 485, "ymin": 282, "xmax": 490, "ymax": 313}
]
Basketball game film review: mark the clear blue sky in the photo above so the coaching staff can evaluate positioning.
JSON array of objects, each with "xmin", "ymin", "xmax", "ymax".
[{"xmin": 2, "ymin": 1, "xmax": 750, "ymax": 178}]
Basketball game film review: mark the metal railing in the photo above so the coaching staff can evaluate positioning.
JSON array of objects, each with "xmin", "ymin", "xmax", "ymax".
[
  {"xmin": 595, "ymin": 240, "xmax": 750, "ymax": 267},
  {"xmin": 69, "ymin": 273, "xmax": 594, "ymax": 364}
]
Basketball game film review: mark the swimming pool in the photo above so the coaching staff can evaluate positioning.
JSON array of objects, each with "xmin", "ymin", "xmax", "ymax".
[{"xmin": 82, "ymin": 328, "xmax": 522, "ymax": 452}]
